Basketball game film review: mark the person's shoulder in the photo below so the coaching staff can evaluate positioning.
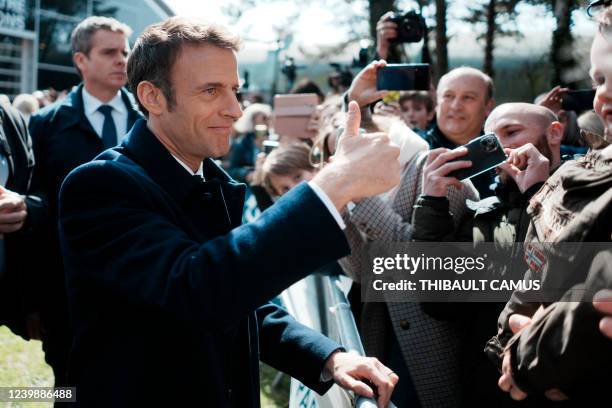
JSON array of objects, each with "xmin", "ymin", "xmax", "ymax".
[
  {"xmin": 30, "ymin": 87, "xmax": 79, "ymax": 125},
  {"xmin": 60, "ymin": 149, "xmax": 149, "ymax": 199}
]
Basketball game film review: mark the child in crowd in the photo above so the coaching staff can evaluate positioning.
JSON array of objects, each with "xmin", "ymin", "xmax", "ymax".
[{"xmin": 398, "ymin": 91, "xmax": 435, "ymax": 138}]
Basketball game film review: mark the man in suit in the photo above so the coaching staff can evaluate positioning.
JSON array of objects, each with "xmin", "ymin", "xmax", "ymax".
[
  {"xmin": 0, "ymin": 100, "xmax": 46, "ymax": 341},
  {"xmin": 58, "ymin": 17, "xmax": 401, "ymax": 407},
  {"xmin": 28, "ymin": 16, "xmax": 142, "ymax": 385}
]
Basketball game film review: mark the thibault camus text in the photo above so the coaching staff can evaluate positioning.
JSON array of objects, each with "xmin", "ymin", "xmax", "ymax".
[{"xmin": 372, "ymin": 254, "xmax": 487, "ymax": 275}]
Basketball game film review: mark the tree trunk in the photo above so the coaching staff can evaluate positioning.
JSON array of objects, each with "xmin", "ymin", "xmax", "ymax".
[
  {"xmin": 484, "ymin": 0, "xmax": 496, "ymax": 78},
  {"xmin": 434, "ymin": 0, "xmax": 449, "ymax": 81},
  {"xmin": 416, "ymin": 0, "xmax": 433, "ymax": 65},
  {"xmin": 550, "ymin": 0, "xmax": 577, "ymax": 86}
]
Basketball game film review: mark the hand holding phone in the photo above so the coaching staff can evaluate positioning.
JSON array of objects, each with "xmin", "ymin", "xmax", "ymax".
[
  {"xmin": 422, "ymin": 134, "xmax": 507, "ymax": 197},
  {"xmin": 562, "ymin": 89, "xmax": 596, "ymax": 113},
  {"xmin": 422, "ymin": 147, "xmax": 472, "ymax": 197},
  {"xmin": 446, "ymin": 133, "xmax": 507, "ymax": 181},
  {"xmin": 376, "ymin": 63, "xmax": 430, "ymax": 91}
]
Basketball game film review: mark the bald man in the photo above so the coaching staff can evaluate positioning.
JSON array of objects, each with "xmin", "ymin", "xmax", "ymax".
[
  {"xmin": 411, "ymin": 102, "xmax": 564, "ymax": 406},
  {"xmin": 425, "ymin": 67, "xmax": 497, "ymax": 197}
]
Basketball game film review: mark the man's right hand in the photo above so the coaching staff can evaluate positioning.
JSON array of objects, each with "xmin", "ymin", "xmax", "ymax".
[
  {"xmin": 312, "ymin": 101, "xmax": 400, "ymax": 210},
  {"xmin": 376, "ymin": 11, "xmax": 397, "ymax": 61},
  {"xmin": 347, "ymin": 60, "xmax": 389, "ymax": 109},
  {"xmin": 421, "ymin": 148, "xmax": 471, "ymax": 197}
]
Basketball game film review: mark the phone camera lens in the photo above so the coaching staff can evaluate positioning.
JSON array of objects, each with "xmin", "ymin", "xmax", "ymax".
[{"xmin": 480, "ymin": 135, "xmax": 497, "ymax": 153}]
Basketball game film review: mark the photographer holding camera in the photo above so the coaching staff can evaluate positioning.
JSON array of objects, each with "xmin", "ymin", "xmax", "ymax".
[{"xmin": 375, "ymin": 11, "xmax": 427, "ymax": 63}]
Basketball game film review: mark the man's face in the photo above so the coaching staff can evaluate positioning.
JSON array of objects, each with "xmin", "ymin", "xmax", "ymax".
[
  {"xmin": 400, "ymin": 100, "xmax": 432, "ymax": 130},
  {"xmin": 485, "ymin": 108, "xmax": 553, "ymax": 183},
  {"xmin": 158, "ymin": 44, "xmax": 242, "ymax": 160},
  {"xmin": 436, "ymin": 74, "xmax": 492, "ymax": 144},
  {"xmin": 76, "ymin": 29, "xmax": 129, "ymax": 91},
  {"xmin": 486, "ymin": 111, "xmax": 550, "ymax": 155},
  {"xmin": 591, "ymin": 30, "xmax": 612, "ymax": 138}
]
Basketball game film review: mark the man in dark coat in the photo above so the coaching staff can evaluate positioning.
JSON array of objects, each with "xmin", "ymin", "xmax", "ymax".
[
  {"xmin": 28, "ymin": 16, "xmax": 142, "ymax": 385},
  {"xmin": 0, "ymin": 100, "xmax": 46, "ymax": 341},
  {"xmin": 58, "ymin": 17, "xmax": 401, "ymax": 407}
]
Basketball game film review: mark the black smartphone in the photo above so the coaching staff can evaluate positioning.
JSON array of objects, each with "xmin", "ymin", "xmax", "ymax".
[
  {"xmin": 447, "ymin": 133, "xmax": 507, "ymax": 181},
  {"xmin": 562, "ymin": 89, "xmax": 596, "ymax": 113},
  {"xmin": 376, "ymin": 63, "xmax": 430, "ymax": 91}
]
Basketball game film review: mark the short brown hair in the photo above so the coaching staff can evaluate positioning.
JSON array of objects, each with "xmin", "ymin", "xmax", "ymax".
[
  {"xmin": 71, "ymin": 16, "xmax": 132, "ymax": 77},
  {"xmin": 399, "ymin": 91, "xmax": 434, "ymax": 112},
  {"xmin": 127, "ymin": 17, "xmax": 241, "ymax": 115},
  {"xmin": 254, "ymin": 143, "xmax": 315, "ymax": 196}
]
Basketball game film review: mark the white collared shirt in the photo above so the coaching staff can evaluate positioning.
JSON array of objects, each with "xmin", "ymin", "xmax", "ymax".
[
  {"xmin": 82, "ymin": 87, "xmax": 128, "ymax": 144},
  {"xmin": 172, "ymin": 155, "xmax": 204, "ymax": 180}
]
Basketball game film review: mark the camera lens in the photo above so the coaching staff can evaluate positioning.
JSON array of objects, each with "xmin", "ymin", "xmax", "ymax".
[{"xmin": 480, "ymin": 135, "xmax": 497, "ymax": 153}]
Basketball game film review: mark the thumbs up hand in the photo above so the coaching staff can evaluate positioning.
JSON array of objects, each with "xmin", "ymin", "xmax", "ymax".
[{"xmin": 311, "ymin": 101, "xmax": 400, "ymax": 210}]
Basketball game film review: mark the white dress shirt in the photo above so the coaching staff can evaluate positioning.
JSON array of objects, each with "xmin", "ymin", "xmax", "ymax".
[
  {"xmin": 172, "ymin": 156, "xmax": 345, "ymax": 230},
  {"xmin": 82, "ymin": 87, "xmax": 129, "ymax": 144}
]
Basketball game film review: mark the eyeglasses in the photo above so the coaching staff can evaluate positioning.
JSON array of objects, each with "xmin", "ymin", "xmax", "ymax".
[{"xmin": 587, "ymin": 0, "xmax": 612, "ymax": 17}]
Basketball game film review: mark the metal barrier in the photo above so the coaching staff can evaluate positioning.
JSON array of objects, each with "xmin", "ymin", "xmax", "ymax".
[
  {"xmin": 283, "ymin": 271, "xmax": 397, "ymax": 408},
  {"xmin": 324, "ymin": 274, "xmax": 397, "ymax": 408}
]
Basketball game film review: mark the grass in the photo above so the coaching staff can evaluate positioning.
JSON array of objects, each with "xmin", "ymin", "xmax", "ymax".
[
  {"xmin": 0, "ymin": 327, "xmax": 289, "ymax": 407},
  {"xmin": 0, "ymin": 326, "xmax": 54, "ymax": 407}
]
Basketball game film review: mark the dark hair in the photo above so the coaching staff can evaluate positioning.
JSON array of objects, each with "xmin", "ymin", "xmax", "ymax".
[
  {"xmin": 290, "ymin": 78, "xmax": 324, "ymax": 102},
  {"xmin": 127, "ymin": 17, "xmax": 241, "ymax": 115},
  {"xmin": 399, "ymin": 91, "xmax": 434, "ymax": 112}
]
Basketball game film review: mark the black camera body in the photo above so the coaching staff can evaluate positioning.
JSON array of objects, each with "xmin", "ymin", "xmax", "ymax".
[
  {"xmin": 389, "ymin": 11, "xmax": 426, "ymax": 43},
  {"xmin": 447, "ymin": 133, "xmax": 507, "ymax": 181}
]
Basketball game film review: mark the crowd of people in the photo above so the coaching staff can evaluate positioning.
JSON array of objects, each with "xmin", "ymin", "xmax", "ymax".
[{"xmin": 0, "ymin": 4, "xmax": 610, "ymax": 408}]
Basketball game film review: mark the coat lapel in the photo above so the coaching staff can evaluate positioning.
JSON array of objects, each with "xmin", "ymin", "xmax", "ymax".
[{"xmin": 120, "ymin": 120, "xmax": 246, "ymax": 241}]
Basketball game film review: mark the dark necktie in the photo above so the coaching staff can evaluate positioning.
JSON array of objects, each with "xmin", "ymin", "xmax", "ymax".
[{"xmin": 98, "ymin": 105, "xmax": 117, "ymax": 148}]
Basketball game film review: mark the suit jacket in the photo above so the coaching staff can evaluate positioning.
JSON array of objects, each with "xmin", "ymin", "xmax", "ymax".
[
  {"xmin": 58, "ymin": 119, "xmax": 350, "ymax": 407},
  {"xmin": 339, "ymin": 152, "xmax": 478, "ymax": 408},
  {"xmin": 0, "ymin": 101, "xmax": 46, "ymax": 339},
  {"xmin": 27, "ymin": 84, "xmax": 142, "ymax": 334},
  {"xmin": 29, "ymin": 83, "xmax": 142, "ymax": 221}
]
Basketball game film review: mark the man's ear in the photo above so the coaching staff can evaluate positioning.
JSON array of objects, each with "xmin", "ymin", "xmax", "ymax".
[
  {"xmin": 427, "ymin": 110, "xmax": 435, "ymax": 121},
  {"xmin": 73, "ymin": 52, "xmax": 87, "ymax": 75},
  {"xmin": 484, "ymin": 97, "xmax": 495, "ymax": 117},
  {"xmin": 546, "ymin": 121, "xmax": 564, "ymax": 147},
  {"xmin": 137, "ymin": 81, "xmax": 167, "ymax": 116}
]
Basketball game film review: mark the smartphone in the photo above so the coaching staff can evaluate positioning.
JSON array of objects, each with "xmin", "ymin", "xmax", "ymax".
[
  {"xmin": 263, "ymin": 139, "xmax": 279, "ymax": 154},
  {"xmin": 562, "ymin": 89, "xmax": 596, "ymax": 113},
  {"xmin": 376, "ymin": 63, "xmax": 430, "ymax": 91},
  {"xmin": 447, "ymin": 133, "xmax": 507, "ymax": 181},
  {"xmin": 272, "ymin": 93, "xmax": 319, "ymax": 140}
]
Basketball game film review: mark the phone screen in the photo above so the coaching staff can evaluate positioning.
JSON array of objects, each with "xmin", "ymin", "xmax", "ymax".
[{"xmin": 376, "ymin": 64, "xmax": 430, "ymax": 91}]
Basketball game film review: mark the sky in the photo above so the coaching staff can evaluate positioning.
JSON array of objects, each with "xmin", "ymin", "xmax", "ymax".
[{"xmin": 168, "ymin": 0, "xmax": 599, "ymax": 62}]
